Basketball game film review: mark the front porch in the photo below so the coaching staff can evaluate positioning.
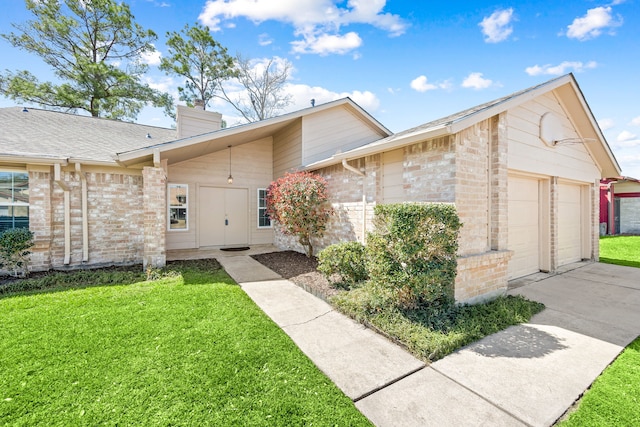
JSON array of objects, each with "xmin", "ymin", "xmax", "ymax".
[{"xmin": 167, "ymin": 244, "xmax": 281, "ymax": 261}]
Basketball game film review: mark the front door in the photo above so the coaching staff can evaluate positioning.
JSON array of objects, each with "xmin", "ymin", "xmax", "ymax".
[{"xmin": 199, "ymin": 187, "xmax": 248, "ymax": 247}]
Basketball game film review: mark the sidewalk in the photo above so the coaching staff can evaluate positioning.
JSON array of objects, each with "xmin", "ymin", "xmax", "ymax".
[{"xmin": 217, "ymin": 255, "xmax": 640, "ymax": 427}]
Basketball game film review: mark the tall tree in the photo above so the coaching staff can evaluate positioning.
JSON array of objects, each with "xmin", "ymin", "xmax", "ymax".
[
  {"xmin": 0, "ymin": 0, "xmax": 171, "ymax": 121},
  {"xmin": 159, "ymin": 23, "xmax": 236, "ymax": 110},
  {"xmin": 218, "ymin": 55, "xmax": 293, "ymax": 122}
]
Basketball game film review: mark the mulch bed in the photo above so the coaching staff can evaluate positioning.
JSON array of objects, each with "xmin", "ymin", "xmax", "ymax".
[{"xmin": 251, "ymin": 251, "xmax": 341, "ymax": 300}]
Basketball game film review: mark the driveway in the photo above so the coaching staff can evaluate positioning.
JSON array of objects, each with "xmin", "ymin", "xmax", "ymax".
[{"xmin": 357, "ymin": 262, "xmax": 640, "ymax": 426}]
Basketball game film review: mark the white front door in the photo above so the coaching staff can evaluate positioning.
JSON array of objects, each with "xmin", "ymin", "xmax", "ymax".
[{"xmin": 199, "ymin": 187, "xmax": 248, "ymax": 247}]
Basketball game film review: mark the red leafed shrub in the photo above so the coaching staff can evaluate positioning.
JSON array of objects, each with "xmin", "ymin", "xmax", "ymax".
[{"xmin": 266, "ymin": 171, "xmax": 333, "ymax": 257}]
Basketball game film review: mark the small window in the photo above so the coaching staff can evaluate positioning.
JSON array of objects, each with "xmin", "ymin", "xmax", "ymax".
[
  {"xmin": 0, "ymin": 171, "xmax": 29, "ymax": 232},
  {"xmin": 168, "ymin": 184, "xmax": 188, "ymax": 231},
  {"xmin": 257, "ymin": 188, "xmax": 271, "ymax": 228}
]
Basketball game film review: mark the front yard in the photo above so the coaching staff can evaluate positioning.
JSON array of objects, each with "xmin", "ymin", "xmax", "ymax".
[
  {"xmin": 599, "ymin": 235, "xmax": 640, "ymax": 268},
  {"xmin": 0, "ymin": 260, "xmax": 371, "ymax": 426}
]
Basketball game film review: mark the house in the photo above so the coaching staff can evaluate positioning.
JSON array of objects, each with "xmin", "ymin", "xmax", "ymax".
[
  {"xmin": 0, "ymin": 73, "xmax": 620, "ymax": 303},
  {"xmin": 600, "ymin": 177, "xmax": 640, "ymax": 235}
]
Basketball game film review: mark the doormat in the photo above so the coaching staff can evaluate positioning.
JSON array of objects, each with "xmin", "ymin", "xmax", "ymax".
[{"xmin": 220, "ymin": 247, "xmax": 250, "ymax": 252}]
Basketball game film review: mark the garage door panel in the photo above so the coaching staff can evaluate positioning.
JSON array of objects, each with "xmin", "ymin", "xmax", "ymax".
[
  {"xmin": 558, "ymin": 184, "xmax": 582, "ymax": 266},
  {"xmin": 508, "ymin": 177, "xmax": 540, "ymax": 279}
]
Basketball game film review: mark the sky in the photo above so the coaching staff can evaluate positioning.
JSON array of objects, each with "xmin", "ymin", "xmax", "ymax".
[{"xmin": 1, "ymin": 0, "xmax": 639, "ymax": 177}]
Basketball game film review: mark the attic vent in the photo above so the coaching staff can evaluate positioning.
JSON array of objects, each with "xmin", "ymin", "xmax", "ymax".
[
  {"xmin": 146, "ymin": 133, "xmax": 152, "ymax": 139},
  {"xmin": 22, "ymin": 107, "xmax": 28, "ymax": 113}
]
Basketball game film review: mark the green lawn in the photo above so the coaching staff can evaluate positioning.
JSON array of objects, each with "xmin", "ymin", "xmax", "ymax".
[
  {"xmin": 599, "ymin": 235, "xmax": 640, "ymax": 268},
  {"xmin": 0, "ymin": 260, "xmax": 371, "ymax": 426},
  {"xmin": 559, "ymin": 337, "xmax": 640, "ymax": 426}
]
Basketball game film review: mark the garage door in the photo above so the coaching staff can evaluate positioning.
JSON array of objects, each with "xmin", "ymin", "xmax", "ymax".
[
  {"xmin": 508, "ymin": 176, "xmax": 540, "ymax": 279},
  {"xmin": 558, "ymin": 183, "xmax": 582, "ymax": 266}
]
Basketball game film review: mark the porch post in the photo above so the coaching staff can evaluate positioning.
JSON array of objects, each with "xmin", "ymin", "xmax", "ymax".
[{"xmin": 142, "ymin": 164, "xmax": 167, "ymax": 269}]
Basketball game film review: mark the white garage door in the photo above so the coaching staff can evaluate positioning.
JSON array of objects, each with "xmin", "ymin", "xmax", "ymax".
[
  {"xmin": 558, "ymin": 183, "xmax": 582, "ymax": 266},
  {"xmin": 508, "ymin": 176, "xmax": 540, "ymax": 279}
]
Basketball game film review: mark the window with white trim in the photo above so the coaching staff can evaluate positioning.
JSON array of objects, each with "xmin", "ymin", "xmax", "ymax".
[
  {"xmin": 0, "ymin": 171, "xmax": 29, "ymax": 232},
  {"xmin": 168, "ymin": 184, "xmax": 188, "ymax": 231},
  {"xmin": 257, "ymin": 188, "xmax": 271, "ymax": 228}
]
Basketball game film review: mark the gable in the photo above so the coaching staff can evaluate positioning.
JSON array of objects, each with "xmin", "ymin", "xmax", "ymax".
[
  {"xmin": 301, "ymin": 104, "xmax": 389, "ymax": 166},
  {"xmin": 507, "ymin": 92, "xmax": 601, "ymax": 181}
]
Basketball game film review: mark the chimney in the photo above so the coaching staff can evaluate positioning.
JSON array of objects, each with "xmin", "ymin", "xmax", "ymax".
[
  {"xmin": 194, "ymin": 99, "xmax": 205, "ymax": 110},
  {"xmin": 176, "ymin": 104, "xmax": 223, "ymax": 139}
]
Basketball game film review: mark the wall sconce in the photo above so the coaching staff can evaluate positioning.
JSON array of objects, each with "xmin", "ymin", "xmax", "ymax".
[{"xmin": 227, "ymin": 145, "xmax": 233, "ymax": 184}]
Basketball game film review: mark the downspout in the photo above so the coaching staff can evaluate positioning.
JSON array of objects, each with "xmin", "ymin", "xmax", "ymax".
[
  {"xmin": 54, "ymin": 163, "xmax": 71, "ymax": 265},
  {"xmin": 75, "ymin": 163, "xmax": 89, "ymax": 262},
  {"xmin": 341, "ymin": 159, "xmax": 367, "ymax": 243}
]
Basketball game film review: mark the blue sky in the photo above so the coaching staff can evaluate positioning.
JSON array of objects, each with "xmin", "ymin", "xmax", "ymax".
[{"xmin": 1, "ymin": 0, "xmax": 639, "ymax": 177}]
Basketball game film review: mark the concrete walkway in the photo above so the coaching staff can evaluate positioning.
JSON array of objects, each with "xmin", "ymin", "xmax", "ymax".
[{"xmin": 216, "ymin": 255, "xmax": 640, "ymax": 427}]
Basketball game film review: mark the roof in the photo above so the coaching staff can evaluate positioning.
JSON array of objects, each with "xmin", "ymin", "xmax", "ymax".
[
  {"xmin": 307, "ymin": 74, "xmax": 621, "ymax": 177},
  {"xmin": 0, "ymin": 107, "xmax": 176, "ymax": 165},
  {"xmin": 115, "ymin": 97, "xmax": 391, "ymax": 166}
]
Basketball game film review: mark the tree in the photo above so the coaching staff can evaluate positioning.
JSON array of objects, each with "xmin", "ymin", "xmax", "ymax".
[
  {"xmin": 266, "ymin": 171, "xmax": 333, "ymax": 257},
  {"xmin": 159, "ymin": 22, "xmax": 236, "ymax": 110},
  {"xmin": 0, "ymin": 0, "xmax": 171, "ymax": 121},
  {"xmin": 218, "ymin": 55, "xmax": 292, "ymax": 122}
]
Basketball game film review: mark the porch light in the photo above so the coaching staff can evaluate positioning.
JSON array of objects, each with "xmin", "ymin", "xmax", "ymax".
[{"xmin": 227, "ymin": 145, "xmax": 233, "ymax": 184}]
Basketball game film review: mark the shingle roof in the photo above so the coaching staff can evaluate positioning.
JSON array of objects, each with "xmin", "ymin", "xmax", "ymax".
[{"xmin": 0, "ymin": 107, "xmax": 176, "ymax": 164}]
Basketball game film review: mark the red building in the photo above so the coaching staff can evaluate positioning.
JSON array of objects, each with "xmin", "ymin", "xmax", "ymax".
[{"xmin": 600, "ymin": 177, "xmax": 640, "ymax": 235}]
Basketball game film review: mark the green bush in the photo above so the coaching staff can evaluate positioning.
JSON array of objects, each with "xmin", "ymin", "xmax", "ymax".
[
  {"xmin": 366, "ymin": 203, "xmax": 461, "ymax": 310},
  {"xmin": 318, "ymin": 241, "xmax": 368, "ymax": 289},
  {"xmin": 0, "ymin": 228, "xmax": 34, "ymax": 278}
]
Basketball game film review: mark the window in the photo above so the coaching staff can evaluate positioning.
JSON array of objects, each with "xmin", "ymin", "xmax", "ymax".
[
  {"xmin": 0, "ymin": 171, "xmax": 29, "ymax": 232},
  {"xmin": 257, "ymin": 188, "xmax": 271, "ymax": 228},
  {"xmin": 168, "ymin": 184, "xmax": 188, "ymax": 231}
]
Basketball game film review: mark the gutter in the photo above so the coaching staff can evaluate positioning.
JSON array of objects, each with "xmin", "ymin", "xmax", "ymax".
[
  {"xmin": 341, "ymin": 159, "xmax": 367, "ymax": 243},
  {"xmin": 53, "ymin": 163, "xmax": 71, "ymax": 265}
]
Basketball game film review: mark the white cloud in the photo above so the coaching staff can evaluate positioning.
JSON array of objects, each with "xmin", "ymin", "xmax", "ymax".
[
  {"xmin": 198, "ymin": 0, "xmax": 407, "ymax": 55},
  {"xmin": 479, "ymin": 8, "xmax": 514, "ymax": 43},
  {"xmin": 525, "ymin": 61, "xmax": 597, "ymax": 76},
  {"xmin": 410, "ymin": 75, "xmax": 451, "ymax": 93},
  {"xmin": 410, "ymin": 75, "xmax": 436, "ymax": 92},
  {"xmin": 462, "ymin": 72, "xmax": 493, "ymax": 90},
  {"xmin": 139, "ymin": 46, "xmax": 162, "ymax": 66},
  {"xmin": 565, "ymin": 6, "xmax": 622, "ymax": 41},
  {"xmin": 285, "ymin": 83, "xmax": 380, "ymax": 112},
  {"xmin": 291, "ymin": 32, "xmax": 362, "ymax": 55},
  {"xmin": 258, "ymin": 33, "xmax": 273, "ymax": 46},
  {"xmin": 598, "ymin": 118, "xmax": 615, "ymax": 131},
  {"xmin": 630, "ymin": 116, "xmax": 640, "ymax": 126},
  {"xmin": 617, "ymin": 130, "xmax": 637, "ymax": 142}
]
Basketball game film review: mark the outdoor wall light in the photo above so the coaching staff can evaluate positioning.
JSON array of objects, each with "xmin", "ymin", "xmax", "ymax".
[{"xmin": 227, "ymin": 145, "xmax": 233, "ymax": 184}]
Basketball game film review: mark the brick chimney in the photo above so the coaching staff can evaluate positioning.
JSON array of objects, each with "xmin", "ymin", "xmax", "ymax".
[{"xmin": 176, "ymin": 104, "xmax": 222, "ymax": 139}]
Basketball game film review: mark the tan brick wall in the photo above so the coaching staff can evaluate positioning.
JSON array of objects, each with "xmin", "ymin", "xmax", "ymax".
[
  {"xmin": 27, "ymin": 167, "xmax": 148, "ymax": 271},
  {"xmin": 404, "ymin": 137, "xmax": 456, "ymax": 203},
  {"xmin": 143, "ymin": 166, "xmax": 167, "ymax": 268},
  {"xmin": 28, "ymin": 171, "xmax": 53, "ymax": 271},
  {"xmin": 455, "ymin": 121, "xmax": 490, "ymax": 256},
  {"xmin": 455, "ymin": 250, "xmax": 512, "ymax": 303},
  {"xmin": 490, "ymin": 114, "xmax": 509, "ymax": 251}
]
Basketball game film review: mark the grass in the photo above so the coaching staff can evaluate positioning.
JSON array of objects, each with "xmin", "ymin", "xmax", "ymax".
[
  {"xmin": 0, "ymin": 260, "xmax": 371, "ymax": 426},
  {"xmin": 332, "ymin": 282, "xmax": 545, "ymax": 362},
  {"xmin": 559, "ymin": 336, "xmax": 640, "ymax": 426},
  {"xmin": 599, "ymin": 235, "xmax": 640, "ymax": 268}
]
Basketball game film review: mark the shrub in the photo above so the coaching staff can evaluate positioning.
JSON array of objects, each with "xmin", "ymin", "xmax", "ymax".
[
  {"xmin": 366, "ymin": 203, "xmax": 461, "ymax": 310},
  {"xmin": 266, "ymin": 171, "xmax": 333, "ymax": 257},
  {"xmin": 318, "ymin": 241, "xmax": 368, "ymax": 289},
  {"xmin": 0, "ymin": 228, "xmax": 34, "ymax": 278}
]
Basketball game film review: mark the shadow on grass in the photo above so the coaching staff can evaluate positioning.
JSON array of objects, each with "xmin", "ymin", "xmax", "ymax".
[
  {"xmin": 599, "ymin": 257, "xmax": 640, "ymax": 269},
  {"xmin": 0, "ymin": 258, "xmax": 231, "ymax": 299}
]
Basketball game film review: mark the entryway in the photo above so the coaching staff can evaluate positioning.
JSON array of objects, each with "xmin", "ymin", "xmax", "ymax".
[{"xmin": 199, "ymin": 187, "xmax": 248, "ymax": 247}]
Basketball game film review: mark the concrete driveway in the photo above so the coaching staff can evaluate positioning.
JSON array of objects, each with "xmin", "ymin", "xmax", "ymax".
[{"xmin": 358, "ymin": 262, "xmax": 640, "ymax": 426}]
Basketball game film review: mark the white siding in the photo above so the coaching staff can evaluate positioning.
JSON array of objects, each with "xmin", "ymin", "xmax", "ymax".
[
  {"xmin": 176, "ymin": 105, "xmax": 222, "ymax": 138},
  {"xmin": 273, "ymin": 120, "xmax": 302, "ymax": 178},
  {"xmin": 382, "ymin": 149, "xmax": 404, "ymax": 203},
  {"xmin": 166, "ymin": 137, "xmax": 274, "ymax": 250},
  {"xmin": 301, "ymin": 106, "xmax": 385, "ymax": 166},
  {"xmin": 507, "ymin": 93, "xmax": 600, "ymax": 182}
]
